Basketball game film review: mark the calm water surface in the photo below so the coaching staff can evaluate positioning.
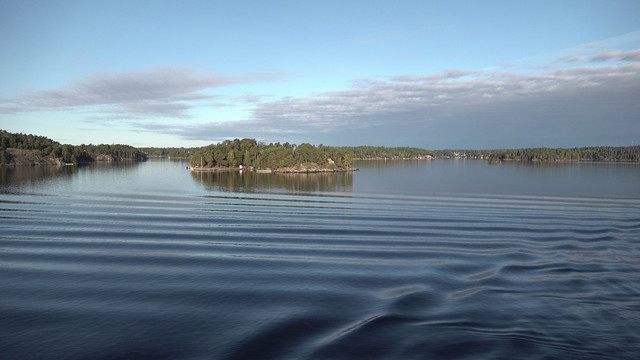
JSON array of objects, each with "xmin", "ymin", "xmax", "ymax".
[{"xmin": 1, "ymin": 159, "xmax": 639, "ymax": 359}]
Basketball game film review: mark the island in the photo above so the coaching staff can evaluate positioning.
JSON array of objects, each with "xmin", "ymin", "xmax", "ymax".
[
  {"xmin": 482, "ymin": 146, "xmax": 640, "ymax": 163},
  {"xmin": 189, "ymin": 139, "xmax": 357, "ymax": 173},
  {"xmin": 1, "ymin": 130, "xmax": 147, "ymax": 165},
  {"xmin": 338, "ymin": 146, "xmax": 435, "ymax": 160},
  {"xmin": 343, "ymin": 146, "xmax": 640, "ymax": 163},
  {"xmin": 3, "ymin": 129, "xmax": 639, "ymax": 167}
]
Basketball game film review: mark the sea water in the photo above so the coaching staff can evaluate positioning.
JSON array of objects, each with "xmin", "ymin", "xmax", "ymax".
[{"xmin": 1, "ymin": 159, "xmax": 639, "ymax": 359}]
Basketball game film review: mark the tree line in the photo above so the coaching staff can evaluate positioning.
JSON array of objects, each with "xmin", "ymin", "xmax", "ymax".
[
  {"xmin": 139, "ymin": 147, "xmax": 197, "ymax": 158},
  {"xmin": 190, "ymin": 139, "xmax": 354, "ymax": 169},
  {"xmin": 336, "ymin": 146, "xmax": 434, "ymax": 159},
  {"xmin": 483, "ymin": 146, "xmax": 640, "ymax": 162},
  {"xmin": 1, "ymin": 130, "xmax": 147, "ymax": 165},
  {"xmin": 4, "ymin": 129, "xmax": 638, "ymax": 166},
  {"xmin": 334, "ymin": 144, "xmax": 640, "ymax": 162}
]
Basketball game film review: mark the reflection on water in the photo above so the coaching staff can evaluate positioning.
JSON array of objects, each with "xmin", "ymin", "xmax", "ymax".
[
  {"xmin": 192, "ymin": 170, "xmax": 353, "ymax": 193},
  {"xmin": 1, "ymin": 159, "xmax": 640, "ymax": 359},
  {"xmin": 353, "ymin": 159, "xmax": 640, "ymax": 198},
  {"xmin": 0, "ymin": 161, "xmax": 145, "ymax": 195},
  {"xmin": 0, "ymin": 165, "xmax": 77, "ymax": 190}
]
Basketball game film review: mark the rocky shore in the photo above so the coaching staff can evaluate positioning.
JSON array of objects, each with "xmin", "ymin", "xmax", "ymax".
[
  {"xmin": 1, "ymin": 148, "xmax": 136, "ymax": 166},
  {"xmin": 3, "ymin": 149, "xmax": 65, "ymax": 166},
  {"xmin": 190, "ymin": 162, "xmax": 358, "ymax": 173},
  {"xmin": 272, "ymin": 163, "xmax": 358, "ymax": 173}
]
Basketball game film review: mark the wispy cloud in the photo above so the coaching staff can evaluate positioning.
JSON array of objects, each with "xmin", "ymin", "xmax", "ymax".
[
  {"xmin": 620, "ymin": 49, "xmax": 640, "ymax": 61},
  {"xmin": 590, "ymin": 49, "xmax": 640, "ymax": 62},
  {"xmin": 0, "ymin": 67, "xmax": 284, "ymax": 118},
  {"xmin": 556, "ymin": 54, "xmax": 589, "ymax": 63},
  {"xmin": 3, "ymin": 48, "xmax": 639, "ymax": 148},
  {"xmin": 149, "ymin": 50, "xmax": 640, "ymax": 147},
  {"xmin": 557, "ymin": 48, "xmax": 640, "ymax": 63},
  {"xmin": 246, "ymin": 63, "xmax": 639, "ymax": 130}
]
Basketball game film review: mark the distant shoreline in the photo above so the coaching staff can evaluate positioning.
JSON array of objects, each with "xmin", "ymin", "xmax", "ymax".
[
  {"xmin": 0, "ymin": 148, "xmax": 146, "ymax": 167},
  {"xmin": 3, "ymin": 130, "xmax": 639, "ymax": 166}
]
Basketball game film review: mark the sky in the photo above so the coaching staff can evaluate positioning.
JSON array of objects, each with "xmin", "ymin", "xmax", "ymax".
[{"xmin": 1, "ymin": 0, "xmax": 639, "ymax": 149}]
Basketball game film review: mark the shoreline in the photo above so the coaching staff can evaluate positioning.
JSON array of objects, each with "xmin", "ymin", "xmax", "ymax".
[
  {"xmin": 273, "ymin": 167, "xmax": 358, "ymax": 173},
  {"xmin": 188, "ymin": 166, "xmax": 235, "ymax": 172},
  {"xmin": 189, "ymin": 165, "xmax": 359, "ymax": 173}
]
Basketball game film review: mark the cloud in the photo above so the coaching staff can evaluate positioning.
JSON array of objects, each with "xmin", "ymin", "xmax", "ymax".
[
  {"xmin": 555, "ymin": 47, "xmax": 640, "ymax": 65},
  {"xmin": 251, "ymin": 63, "xmax": 639, "ymax": 127},
  {"xmin": 591, "ymin": 50, "xmax": 625, "ymax": 62},
  {"xmin": 0, "ymin": 67, "xmax": 284, "ymax": 118},
  {"xmin": 591, "ymin": 49, "xmax": 640, "ymax": 62},
  {"xmin": 556, "ymin": 54, "xmax": 588, "ymax": 63},
  {"xmin": 3, "ymin": 48, "xmax": 638, "ymax": 148},
  {"xmin": 152, "ymin": 56, "xmax": 640, "ymax": 148},
  {"xmin": 621, "ymin": 49, "xmax": 640, "ymax": 61},
  {"xmin": 390, "ymin": 70, "xmax": 481, "ymax": 82}
]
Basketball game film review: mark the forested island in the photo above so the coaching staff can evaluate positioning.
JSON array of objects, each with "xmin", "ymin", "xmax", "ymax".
[
  {"xmin": 483, "ymin": 146, "xmax": 640, "ymax": 163},
  {"xmin": 423, "ymin": 146, "xmax": 640, "ymax": 163},
  {"xmin": 337, "ymin": 146, "xmax": 434, "ymax": 160},
  {"xmin": 319, "ymin": 145, "xmax": 640, "ymax": 163},
  {"xmin": 3, "ymin": 129, "xmax": 639, "ymax": 167},
  {"xmin": 190, "ymin": 139, "xmax": 356, "ymax": 172},
  {"xmin": 338, "ymin": 145, "xmax": 640, "ymax": 162},
  {"xmin": 1, "ymin": 130, "xmax": 147, "ymax": 165}
]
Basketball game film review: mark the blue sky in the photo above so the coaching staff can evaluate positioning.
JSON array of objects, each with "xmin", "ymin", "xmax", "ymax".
[{"xmin": 1, "ymin": 0, "xmax": 639, "ymax": 149}]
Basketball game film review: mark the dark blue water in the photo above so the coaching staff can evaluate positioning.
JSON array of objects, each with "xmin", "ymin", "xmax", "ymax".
[{"xmin": 1, "ymin": 159, "xmax": 639, "ymax": 359}]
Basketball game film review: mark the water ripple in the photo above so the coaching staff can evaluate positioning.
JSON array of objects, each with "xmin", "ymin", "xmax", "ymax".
[{"xmin": 1, "ymin": 190, "xmax": 639, "ymax": 359}]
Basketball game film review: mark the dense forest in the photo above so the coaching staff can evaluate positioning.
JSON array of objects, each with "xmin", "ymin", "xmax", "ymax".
[
  {"xmin": 189, "ymin": 141, "xmax": 640, "ymax": 168},
  {"xmin": 338, "ymin": 145, "xmax": 640, "ymax": 162},
  {"xmin": 1, "ymin": 130, "xmax": 147, "ymax": 165},
  {"xmin": 484, "ymin": 146, "xmax": 640, "ymax": 162},
  {"xmin": 190, "ymin": 139, "xmax": 354, "ymax": 170},
  {"xmin": 139, "ymin": 147, "xmax": 197, "ymax": 158},
  {"xmin": 336, "ymin": 146, "xmax": 434, "ymax": 159},
  {"xmin": 4, "ymin": 129, "xmax": 639, "ymax": 167}
]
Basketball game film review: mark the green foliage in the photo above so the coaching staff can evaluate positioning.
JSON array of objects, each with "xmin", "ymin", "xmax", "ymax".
[
  {"xmin": 139, "ymin": 147, "xmax": 197, "ymax": 158},
  {"xmin": 0, "ymin": 129, "xmax": 60, "ymax": 152},
  {"xmin": 0, "ymin": 149, "xmax": 12, "ymax": 165},
  {"xmin": 190, "ymin": 138, "xmax": 354, "ymax": 170},
  {"xmin": 484, "ymin": 146, "xmax": 640, "ymax": 163},
  {"xmin": 338, "ymin": 146, "xmax": 434, "ymax": 159},
  {"xmin": 190, "ymin": 139, "xmax": 640, "ymax": 169},
  {"xmin": 5, "ymin": 129, "xmax": 638, "ymax": 167},
  {"xmin": 1, "ymin": 129, "xmax": 148, "ymax": 164},
  {"xmin": 342, "ymin": 144, "xmax": 640, "ymax": 163}
]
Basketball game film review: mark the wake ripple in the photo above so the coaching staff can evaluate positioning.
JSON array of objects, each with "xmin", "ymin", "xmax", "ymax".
[{"xmin": 1, "ymin": 191, "xmax": 639, "ymax": 359}]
